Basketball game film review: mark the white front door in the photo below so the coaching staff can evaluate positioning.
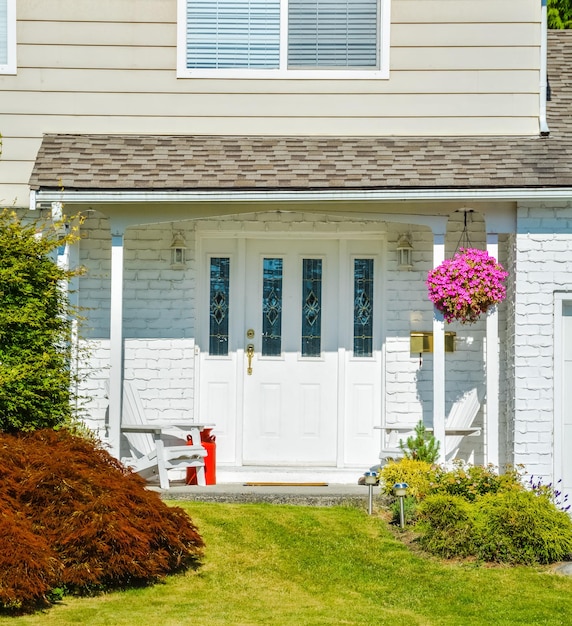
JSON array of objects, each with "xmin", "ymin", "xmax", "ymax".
[
  {"xmin": 242, "ymin": 240, "xmax": 338, "ymax": 464},
  {"xmin": 198, "ymin": 232, "xmax": 383, "ymax": 468}
]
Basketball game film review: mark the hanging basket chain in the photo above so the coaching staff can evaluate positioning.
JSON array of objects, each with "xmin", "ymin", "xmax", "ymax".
[
  {"xmin": 454, "ymin": 210, "xmax": 473, "ymax": 256},
  {"xmin": 426, "ymin": 212, "xmax": 508, "ymax": 324}
]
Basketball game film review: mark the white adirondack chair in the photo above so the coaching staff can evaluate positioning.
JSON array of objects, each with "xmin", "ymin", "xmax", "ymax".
[
  {"xmin": 110, "ymin": 380, "xmax": 208, "ymax": 489},
  {"xmin": 441, "ymin": 388, "xmax": 481, "ymax": 462},
  {"xmin": 379, "ymin": 388, "xmax": 481, "ymax": 463}
]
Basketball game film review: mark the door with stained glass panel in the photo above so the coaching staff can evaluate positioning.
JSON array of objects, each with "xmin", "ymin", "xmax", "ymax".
[
  {"xmin": 199, "ymin": 235, "xmax": 383, "ymax": 468},
  {"xmin": 242, "ymin": 240, "xmax": 339, "ymax": 464}
]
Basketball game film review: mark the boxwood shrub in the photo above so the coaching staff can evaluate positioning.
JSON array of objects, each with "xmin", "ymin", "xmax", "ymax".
[
  {"xmin": 415, "ymin": 490, "xmax": 572, "ymax": 565},
  {"xmin": 474, "ymin": 490, "xmax": 572, "ymax": 565},
  {"xmin": 416, "ymin": 494, "xmax": 476, "ymax": 559}
]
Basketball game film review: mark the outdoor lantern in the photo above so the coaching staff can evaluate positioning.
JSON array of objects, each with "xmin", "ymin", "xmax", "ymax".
[
  {"xmin": 397, "ymin": 234, "xmax": 413, "ymax": 270},
  {"xmin": 393, "ymin": 482, "xmax": 408, "ymax": 528},
  {"xmin": 364, "ymin": 471, "xmax": 378, "ymax": 515},
  {"xmin": 170, "ymin": 231, "xmax": 187, "ymax": 268}
]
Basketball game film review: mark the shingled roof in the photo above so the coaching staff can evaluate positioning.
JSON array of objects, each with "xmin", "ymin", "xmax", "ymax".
[{"xmin": 29, "ymin": 31, "xmax": 572, "ymax": 193}]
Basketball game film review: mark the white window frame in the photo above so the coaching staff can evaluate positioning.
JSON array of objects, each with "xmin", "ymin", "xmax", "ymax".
[
  {"xmin": 177, "ymin": 0, "xmax": 390, "ymax": 79},
  {"xmin": 0, "ymin": 0, "xmax": 16, "ymax": 75}
]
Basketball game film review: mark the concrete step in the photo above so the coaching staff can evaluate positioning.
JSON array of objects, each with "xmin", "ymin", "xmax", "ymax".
[
  {"xmin": 161, "ymin": 481, "xmax": 376, "ymax": 506},
  {"xmin": 215, "ymin": 465, "xmax": 366, "ymax": 485}
]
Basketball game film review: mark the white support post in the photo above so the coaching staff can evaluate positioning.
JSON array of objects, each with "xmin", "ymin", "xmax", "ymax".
[
  {"xmin": 486, "ymin": 233, "xmax": 500, "ymax": 467},
  {"xmin": 54, "ymin": 213, "xmax": 83, "ymax": 418},
  {"xmin": 433, "ymin": 232, "xmax": 446, "ymax": 463},
  {"xmin": 108, "ymin": 227, "xmax": 125, "ymax": 459},
  {"xmin": 67, "ymin": 228, "xmax": 81, "ymax": 414}
]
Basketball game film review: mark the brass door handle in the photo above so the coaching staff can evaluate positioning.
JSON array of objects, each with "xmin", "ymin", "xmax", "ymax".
[{"xmin": 246, "ymin": 344, "xmax": 255, "ymax": 375}]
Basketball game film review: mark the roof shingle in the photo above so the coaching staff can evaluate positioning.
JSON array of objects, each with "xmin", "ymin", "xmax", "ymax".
[{"xmin": 29, "ymin": 31, "xmax": 572, "ymax": 193}]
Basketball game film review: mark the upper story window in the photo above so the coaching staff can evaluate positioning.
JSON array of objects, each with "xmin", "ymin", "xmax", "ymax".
[
  {"xmin": 0, "ymin": 0, "xmax": 16, "ymax": 74},
  {"xmin": 177, "ymin": 0, "xmax": 390, "ymax": 79}
]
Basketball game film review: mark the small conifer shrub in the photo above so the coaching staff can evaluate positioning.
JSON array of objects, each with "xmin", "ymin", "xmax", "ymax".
[
  {"xmin": 0, "ymin": 429, "xmax": 204, "ymax": 613},
  {"xmin": 398, "ymin": 421, "xmax": 440, "ymax": 463}
]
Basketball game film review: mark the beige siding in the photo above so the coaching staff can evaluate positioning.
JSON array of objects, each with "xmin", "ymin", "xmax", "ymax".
[
  {"xmin": 392, "ymin": 23, "xmax": 541, "ymax": 48},
  {"xmin": 392, "ymin": 0, "xmax": 537, "ymax": 23},
  {"xmin": 0, "ymin": 0, "xmax": 541, "ymax": 206},
  {"xmin": 1, "ymin": 92, "xmax": 539, "ymax": 118},
  {"xmin": 4, "ymin": 68, "xmax": 540, "ymax": 95}
]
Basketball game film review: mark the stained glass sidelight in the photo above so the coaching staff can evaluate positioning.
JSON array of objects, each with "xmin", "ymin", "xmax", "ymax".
[
  {"xmin": 301, "ymin": 258, "xmax": 322, "ymax": 357},
  {"xmin": 262, "ymin": 258, "xmax": 283, "ymax": 356},
  {"xmin": 354, "ymin": 259, "xmax": 374, "ymax": 357},
  {"xmin": 209, "ymin": 257, "xmax": 230, "ymax": 355}
]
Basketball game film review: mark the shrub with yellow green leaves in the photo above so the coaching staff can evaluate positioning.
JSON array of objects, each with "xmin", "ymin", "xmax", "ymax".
[{"xmin": 378, "ymin": 459, "xmax": 438, "ymax": 499}]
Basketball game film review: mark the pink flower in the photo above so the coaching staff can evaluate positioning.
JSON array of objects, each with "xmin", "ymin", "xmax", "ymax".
[{"xmin": 426, "ymin": 248, "xmax": 508, "ymax": 324}]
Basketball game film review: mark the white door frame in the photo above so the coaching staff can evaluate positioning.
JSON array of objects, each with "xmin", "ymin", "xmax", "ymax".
[{"xmin": 554, "ymin": 291, "xmax": 572, "ymax": 494}]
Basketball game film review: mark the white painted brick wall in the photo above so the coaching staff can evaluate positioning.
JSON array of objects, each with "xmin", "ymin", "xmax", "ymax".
[
  {"xmin": 77, "ymin": 340, "xmax": 110, "ymax": 439},
  {"xmin": 78, "ymin": 213, "xmax": 111, "ymax": 338},
  {"xmin": 124, "ymin": 338, "xmax": 196, "ymax": 419},
  {"xmin": 513, "ymin": 202, "xmax": 572, "ymax": 482}
]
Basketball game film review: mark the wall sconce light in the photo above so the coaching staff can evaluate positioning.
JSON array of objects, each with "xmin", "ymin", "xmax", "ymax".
[
  {"xmin": 170, "ymin": 231, "xmax": 187, "ymax": 269},
  {"xmin": 397, "ymin": 234, "xmax": 413, "ymax": 270}
]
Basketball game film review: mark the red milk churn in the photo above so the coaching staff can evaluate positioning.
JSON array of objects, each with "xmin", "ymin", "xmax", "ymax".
[{"xmin": 186, "ymin": 428, "xmax": 216, "ymax": 485}]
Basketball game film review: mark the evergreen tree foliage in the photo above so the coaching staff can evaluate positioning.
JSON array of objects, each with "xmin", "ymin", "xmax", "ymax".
[
  {"xmin": 399, "ymin": 420, "xmax": 441, "ymax": 464},
  {"xmin": 0, "ymin": 209, "xmax": 82, "ymax": 432},
  {"xmin": 548, "ymin": 0, "xmax": 572, "ymax": 28}
]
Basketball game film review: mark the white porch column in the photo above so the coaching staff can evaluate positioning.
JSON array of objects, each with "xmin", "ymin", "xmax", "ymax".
[
  {"xmin": 486, "ymin": 233, "xmax": 500, "ymax": 467},
  {"xmin": 54, "ymin": 210, "xmax": 81, "ymax": 412},
  {"xmin": 108, "ymin": 226, "xmax": 125, "ymax": 459},
  {"xmin": 433, "ymin": 232, "xmax": 446, "ymax": 463}
]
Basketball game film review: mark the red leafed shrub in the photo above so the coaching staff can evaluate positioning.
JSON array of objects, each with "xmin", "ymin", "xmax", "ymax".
[
  {"xmin": 0, "ymin": 499, "xmax": 63, "ymax": 611},
  {"xmin": 0, "ymin": 429, "xmax": 204, "ymax": 612}
]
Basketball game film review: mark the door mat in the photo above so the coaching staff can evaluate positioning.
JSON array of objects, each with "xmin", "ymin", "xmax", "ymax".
[{"xmin": 244, "ymin": 482, "xmax": 329, "ymax": 487}]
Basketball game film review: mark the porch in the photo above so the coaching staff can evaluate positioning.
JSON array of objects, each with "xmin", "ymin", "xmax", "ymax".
[{"xmin": 51, "ymin": 206, "xmax": 511, "ymax": 480}]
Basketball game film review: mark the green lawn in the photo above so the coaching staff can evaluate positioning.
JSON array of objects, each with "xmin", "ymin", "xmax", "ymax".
[{"xmin": 3, "ymin": 501, "xmax": 572, "ymax": 626}]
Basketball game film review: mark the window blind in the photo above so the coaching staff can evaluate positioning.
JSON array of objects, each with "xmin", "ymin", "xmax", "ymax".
[
  {"xmin": 0, "ymin": 0, "xmax": 7, "ymax": 66},
  {"xmin": 288, "ymin": 0, "xmax": 378, "ymax": 68},
  {"xmin": 186, "ymin": 0, "xmax": 280, "ymax": 69}
]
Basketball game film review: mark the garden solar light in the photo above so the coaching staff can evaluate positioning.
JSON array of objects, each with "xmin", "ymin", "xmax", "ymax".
[
  {"xmin": 393, "ymin": 483, "xmax": 408, "ymax": 528},
  {"xmin": 364, "ymin": 471, "xmax": 377, "ymax": 515}
]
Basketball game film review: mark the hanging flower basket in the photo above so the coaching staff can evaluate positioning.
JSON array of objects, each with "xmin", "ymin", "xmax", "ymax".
[{"xmin": 426, "ymin": 248, "xmax": 508, "ymax": 324}]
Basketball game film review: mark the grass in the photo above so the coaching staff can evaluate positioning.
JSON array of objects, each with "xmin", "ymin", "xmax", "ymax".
[{"xmin": 2, "ymin": 501, "xmax": 572, "ymax": 625}]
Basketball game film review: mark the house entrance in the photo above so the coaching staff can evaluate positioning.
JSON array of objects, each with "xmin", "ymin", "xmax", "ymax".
[{"xmin": 198, "ymin": 233, "xmax": 383, "ymax": 468}]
